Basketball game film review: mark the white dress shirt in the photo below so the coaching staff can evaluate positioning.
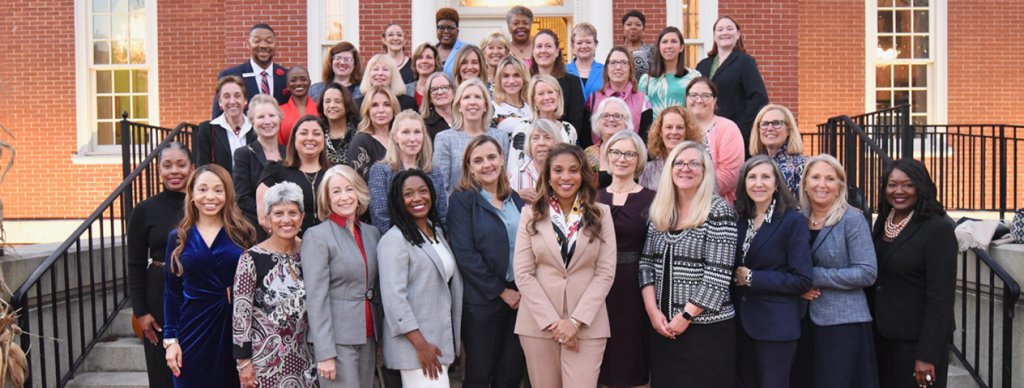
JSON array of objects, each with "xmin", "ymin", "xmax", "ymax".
[
  {"xmin": 250, "ymin": 59, "xmax": 275, "ymax": 95},
  {"xmin": 210, "ymin": 113, "xmax": 252, "ymax": 161}
]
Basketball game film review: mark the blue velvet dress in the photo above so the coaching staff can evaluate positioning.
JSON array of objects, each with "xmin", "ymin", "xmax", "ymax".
[{"xmin": 164, "ymin": 226, "xmax": 244, "ymax": 388}]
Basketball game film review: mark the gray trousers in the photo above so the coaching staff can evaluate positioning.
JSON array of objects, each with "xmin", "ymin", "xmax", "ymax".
[{"xmin": 320, "ymin": 337, "xmax": 377, "ymax": 388}]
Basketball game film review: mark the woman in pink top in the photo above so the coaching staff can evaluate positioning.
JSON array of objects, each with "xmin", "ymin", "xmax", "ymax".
[
  {"xmin": 586, "ymin": 46, "xmax": 652, "ymax": 145},
  {"xmin": 685, "ymin": 77, "xmax": 744, "ymax": 204},
  {"xmin": 278, "ymin": 66, "xmax": 321, "ymax": 145}
]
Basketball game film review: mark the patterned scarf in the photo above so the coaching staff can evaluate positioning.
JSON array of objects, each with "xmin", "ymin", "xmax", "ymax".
[{"xmin": 549, "ymin": 193, "xmax": 583, "ymax": 266}]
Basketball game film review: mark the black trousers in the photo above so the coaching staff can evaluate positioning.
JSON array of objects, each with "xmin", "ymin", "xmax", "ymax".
[
  {"xmin": 142, "ymin": 327, "xmax": 174, "ymax": 388},
  {"xmin": 875, "ymin": 334, "xmax": 950, "ymax": 388},
  {"xmin": 736, "ymin": 328, "xmax": 798, "ymax": 388},
  {"xmin": 461, "ymin": 296, "xmax": 526, "ymax": 388}
]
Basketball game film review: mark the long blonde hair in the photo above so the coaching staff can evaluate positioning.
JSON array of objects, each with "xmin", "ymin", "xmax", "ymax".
[
  {"xmin": 359, "ymin": 54, "xmax": 407, "ymax": 96},
  {"xmin": 492, "ymin": 56, "xmax": 530, "ymax": 106},
  {"xmin": 749, "ymin": 104, "xmax": 804, "ymax": 156},
  {"xmin": 381, "ymin": 110, "xmax": 434, "ymax": 173},
  {"xmin": 451, "ymin": 79, "xmax": 495, "ymax": 132},
  {"xmin": 799, "ymin": 154, "xmax": 851, "ymax": 227},
  {"xmin": 170, "ymin": 165, "xmax": 256, "ymax": 276},
  {"xmin": 649, "ymin": 141, "xmax": 717, "ymax": 231},
  {"xmin": 527, "ymin": 74, "xmax": 564, "ymax": 119},
  {"xmin": 357, "ymin": 86, "xmax": 400, "ymax": 135}
]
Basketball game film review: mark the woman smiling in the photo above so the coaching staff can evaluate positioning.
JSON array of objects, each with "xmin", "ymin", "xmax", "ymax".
[
  {"xmin": 531, "ymin": 29, "xmax": 590, "ymax": 148},
  {"xmin": 638, "ymin": 106, "xmax": 703, "ymax": 190},
  {"xmin": 234, "ymin": 95, "xmax": 287, "ymax": 242},
  {"xmin": 638, "ymin": 27, "xmax": 702, "ymax": 117},
  {"xmin": 257, "ymin": 115, "xmax": 331, "ymax": 237},
  {"xmin": 432, "ymin": 78, "xmax": 510, "ymax": 193},
  {"xmin": 348, "ymin": 86, "xmax": 399, "ymax": 181}
]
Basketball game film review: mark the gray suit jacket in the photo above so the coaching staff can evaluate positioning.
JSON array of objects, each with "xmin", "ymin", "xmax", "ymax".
[
  {"xmin": 803, "ymin": 206, "xmax": 877, "ymax": 326},
  {"xmin": 377, "ymin": 226, "xmax": 463, "ymax": 370},
  {"xmin": 301, "ymin": 220, "xmax": 383, "ymax": 362}
]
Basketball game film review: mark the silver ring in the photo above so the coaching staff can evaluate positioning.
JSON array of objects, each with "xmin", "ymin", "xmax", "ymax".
[
  {"xmin": 558, "ymin": 338, "xmax": 564, "ymax": 343},
  {"xmin": 926, "ymin": 375, "xmax": 932, "ymax": 382}
]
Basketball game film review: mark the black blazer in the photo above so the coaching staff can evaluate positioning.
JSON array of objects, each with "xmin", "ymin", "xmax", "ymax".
[
  {"xmin": 732, "ymin": 208, "xmax": 813, "ymax": 341},
  {"xmin": 355, "ymin": 93, "xmax": 420, "ymax": 114},
  {"xmin": 447, "ymin": 188, "xmax": 525, "ymax": 305},
  {"xmin": 194, "ymin": 120, "xmax": 258, "ymax": 173},
  {"xmin": 696, "ymin": 52, "xmax": 769, "ymax": 141},
  {"xmin": 423, "ymin": 110, "xmax": 451, "ymax": 143},
  {"xmin": 869, "ymin": 214, "xmax": 957, "ymax": 365},
  {"xmin": 557, "ymin": 73, "xmax": 592, "ymax": 149},
  {"xmin": 212, "ymin": 61, "xmax": 290, "ymax": 119},
  {"xmin": 233, "ymin": 141, "xmax": 286, "ymax": 239}
]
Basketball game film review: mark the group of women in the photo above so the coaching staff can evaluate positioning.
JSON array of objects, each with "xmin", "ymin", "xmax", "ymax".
[{"xmin": 126, "ymin": 11, "xmax": 957, "ymax": 388}]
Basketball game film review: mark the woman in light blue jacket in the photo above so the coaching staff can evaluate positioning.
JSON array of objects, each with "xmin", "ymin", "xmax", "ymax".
[
  {"xmin": 792, "ymin": 154, "xmax": 879, "ymax": 388},
  {"xmin": 378, "ymin": 169, "xmax": 462, "ymax": 387}
]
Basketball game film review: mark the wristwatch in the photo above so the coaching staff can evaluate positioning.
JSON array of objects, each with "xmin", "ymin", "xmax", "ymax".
[
  {"xmin": 745, "ymin": 270, "xmax": 753, "ymax": 286},
  {"xmin": 163, "ymin": 338, "xmax": 178, "ymax": 348},
  {"xmin": 681, "ymin": 310, "xmax": 693, "ymax": 321}
]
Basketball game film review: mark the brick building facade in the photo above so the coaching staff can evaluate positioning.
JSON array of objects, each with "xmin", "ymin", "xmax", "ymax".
[{"xmin": 0, "ymin": 0, "xmax": 1021, "ymax": 223}]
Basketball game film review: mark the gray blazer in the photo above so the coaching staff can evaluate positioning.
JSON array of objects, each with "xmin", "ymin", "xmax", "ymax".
[
  {"xmin": 378, "ymin": 226, "xmax": 463, "ymax": 370},
  {"xmin": 803, "ymin": 206, "xmax": 877, "ymax": 326},
  {"xmin": 301, "ymin": 220, "xmax": 383, "ymax": 362}
]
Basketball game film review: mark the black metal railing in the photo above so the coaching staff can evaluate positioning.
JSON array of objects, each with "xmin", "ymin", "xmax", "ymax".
[
  {"xmin": 121, "ymin": 112, "xmax": 196, "ymax": 220},
  {"xmin": 953, "ymin": 247, "xmax": 1021, "ymax": 388},
  {"xmin": 11, "ymin": 120, "xmax": 192, "ymax": 388},
  {"xmin": 816, "ymin": 106, "xmax": 1022, "ymax": 388}
]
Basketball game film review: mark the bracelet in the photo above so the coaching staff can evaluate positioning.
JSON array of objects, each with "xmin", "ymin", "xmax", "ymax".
[
  {"xmin": 569, "ymin": 317, "xmax": 580, "ymax": 332},
  {"xmin": 236, "ymin": 359, "xmax": 251, "ymax": 372},
  {"xmin": 162, "ymin": 338, "xmax": 178, "ymax": 348}
]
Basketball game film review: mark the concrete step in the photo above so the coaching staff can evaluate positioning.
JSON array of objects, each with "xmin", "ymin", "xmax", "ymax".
[
  {"xmin": 107, "ymin": 308, "xmax": 136, "ymax": 338},
  {"xmin": 947, "ymin": 353, "xmax": 980, "ymax": 388},
  {"xmin": 66, "ymin": 372, "xmax": 149, "ymax": 388},
  {"xmin": 81, "ymin": 338, "xmax": 146, "ymax": 372}
]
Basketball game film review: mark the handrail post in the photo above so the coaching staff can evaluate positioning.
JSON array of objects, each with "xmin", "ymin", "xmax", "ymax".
[
  {"xmin": 998, "ymin": 125, "xmax": 1007, "ymax": 220},
  {"xmin": 120, "ymin": 112, "xmax": 131, "ymax": 181},
  {"xmin": 899, "ymin": 104, "xmax": 913, "ymax": 159}
]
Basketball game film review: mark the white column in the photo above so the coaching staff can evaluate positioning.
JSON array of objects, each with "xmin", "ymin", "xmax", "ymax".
[
  {"xmin": 411, "ymin": 0, "xmax": 441, "ymax": 49},
  {"xmin": 585, "ymin": 0, "xmax": 614, "ymax": 63}
]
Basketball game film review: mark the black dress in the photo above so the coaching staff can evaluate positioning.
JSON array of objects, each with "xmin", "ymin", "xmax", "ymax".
[
  {"xmin": 126, "ymin": 190, "xmax": 184, "ymax": 388},
  {"xmin": 695, "ymin": 52, "xmax": 769, "ymax": 154},
  {"xmin": 345, "ymin": 132, "xmax": 388, "ymax": 182},
  {"xmin": 556, "ymin": 73, "xmax": 592, "ymax": 148},
  {"xmin": 233, "ymin": 141, "xmax": 287, "ymax": 242},
  {"xmin": 597, "ymin": 187, "xmax": 656, "ymax": 387},
  {"xmin": 398, "ymin": 57, "xmax": 415, "ymax": 84},
  {"xmin": 259, "ymin": 162, "xmax": 326, "ymax": 237}
]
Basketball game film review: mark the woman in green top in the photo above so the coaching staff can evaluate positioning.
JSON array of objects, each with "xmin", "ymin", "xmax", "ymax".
[{"xmin": 638, "ymin": 27, "xmax": 702, "ymax": 117}]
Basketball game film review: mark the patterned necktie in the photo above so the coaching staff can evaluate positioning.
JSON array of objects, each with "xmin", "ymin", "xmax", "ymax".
[{"xmin": 260, "ymin": 71, "xmax": 270, "ymax": 95}]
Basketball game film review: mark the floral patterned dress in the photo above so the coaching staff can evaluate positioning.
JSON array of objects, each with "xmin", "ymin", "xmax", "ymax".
[{"xmin": 232, "ymin": 246, "xmax": 318, "ymax": 388}]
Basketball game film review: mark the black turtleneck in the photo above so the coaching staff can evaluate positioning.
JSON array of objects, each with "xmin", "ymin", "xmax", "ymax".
[{"xmin": 127, "ymin": 189, "xmax": 186, "ymax": 320}]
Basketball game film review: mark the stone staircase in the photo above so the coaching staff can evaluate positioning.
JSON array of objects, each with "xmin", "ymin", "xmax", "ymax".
[
  {"xmin": 66, "ymin": 308, "xmax": 148, "ymax": 388},
  {"xmin": 56, "ymin": 305, "xmax": 976, "ymax": 388}
]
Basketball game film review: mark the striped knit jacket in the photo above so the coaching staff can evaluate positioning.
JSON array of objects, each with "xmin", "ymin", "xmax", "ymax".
[{"xmin": 639, "ymin": 195, "xmax": 738, "ymax": 324}]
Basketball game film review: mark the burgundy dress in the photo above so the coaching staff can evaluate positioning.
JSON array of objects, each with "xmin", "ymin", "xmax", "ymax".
[{"xmin": 597, "ymin": 186, "xmax": 657, "ymax": 386}]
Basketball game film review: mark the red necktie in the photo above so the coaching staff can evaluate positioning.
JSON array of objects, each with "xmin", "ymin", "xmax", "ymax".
[{"xmin": 260, "ymin": 71, "xmax": 270, "ymax": 95}]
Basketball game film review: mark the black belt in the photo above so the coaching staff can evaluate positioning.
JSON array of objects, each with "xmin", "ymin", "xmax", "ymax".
[{"xmin": 617, "ymin": 252, "xmax": 640, "ymax": 265}]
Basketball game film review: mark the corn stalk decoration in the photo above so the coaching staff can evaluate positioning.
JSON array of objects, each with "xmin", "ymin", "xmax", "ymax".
[{"xmin": 0, "ymin": 74, "xmax": 26, "ymax": 387}]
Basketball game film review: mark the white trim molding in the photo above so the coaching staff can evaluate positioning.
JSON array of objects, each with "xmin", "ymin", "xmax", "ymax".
[{"xmin": 306, "ymin": 0, "xmax": 361, "ymax": 83}]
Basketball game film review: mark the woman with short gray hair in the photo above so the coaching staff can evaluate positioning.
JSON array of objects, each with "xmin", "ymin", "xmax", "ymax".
[{"xmin": 233, "ymin": 181, "xmax": 317, "ymax": 388}]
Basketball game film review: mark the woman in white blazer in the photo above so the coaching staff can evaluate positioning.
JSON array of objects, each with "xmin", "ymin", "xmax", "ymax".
[{"xmin": 378, "ymin": 169, "xmax": 463, "ymax": 387}]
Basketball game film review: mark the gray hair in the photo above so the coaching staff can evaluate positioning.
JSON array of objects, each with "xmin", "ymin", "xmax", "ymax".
[
  {"xmin": 263, "ymin": 181, "xmax": 305, "ymax": 216},
  {"xmin": 525, "ymin": 119, "xmax": 565, "ymax": 160},
  {"xmin": 506, "ymin": 6, "xmax": 534, "ymax": 24},
  {"xmin": 589, "ymin": 97, "xmax": 634, "ymax": 139},
  {"xmin": 604, "ymin": 130, "xmax": 649, "ymax": 179}
]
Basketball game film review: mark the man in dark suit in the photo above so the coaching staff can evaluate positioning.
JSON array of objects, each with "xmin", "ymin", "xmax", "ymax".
[{"xmin": 212, "ymin": 23, "xmax": 290, "ymax": 118}]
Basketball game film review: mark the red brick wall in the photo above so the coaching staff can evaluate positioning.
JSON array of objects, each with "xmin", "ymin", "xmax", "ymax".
[
  {"xmin": 612, "ymin": 0, "xmax": 667, "ymax": 55},
  {"xmin": 797, "ymin": 0, "xmax": 865, "ymax": 133},
  {"xmin": 719, "ymin": 0, "xmax": 800, "ymax": 122},
  {"xmin": 358, "ymin": 0, "xmax": 413, "ymax": 60},
  {"xmin": 0, "ymin": 0, "xmax": 122, "ymax": 219},
  {"xmin": 947, "ymin": 0, "xmax": 1024, "ymax": 125}
]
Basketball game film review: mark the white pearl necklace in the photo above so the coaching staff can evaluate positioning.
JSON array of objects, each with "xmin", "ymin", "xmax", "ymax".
[{"xmin": 884, "ymin": 210, "xmax": 914, "ymax": 240}]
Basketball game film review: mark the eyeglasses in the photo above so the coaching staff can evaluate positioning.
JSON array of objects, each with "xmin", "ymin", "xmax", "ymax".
[
  {"xmin": 608, "ymin": 149, "xmax": 638, "ymax": 161},
  {"xmin": 686, "ymin": 93, "xmax": 714, "ymax": 101},
  {"xmin": 436, "ymin": 25, "xmax": 458, "ymax": 31},
  {"xmin": 429, "ymin": 85, "xmax": 452, "ymax": 95},
  {"xmin": 759, "ymin": 120, "xmax": 786, "ymax": 130},
  {"xmin": 607, "ymin": 60, "xmax": 631, "ymax": 68},
  {"xmin": 672, "ymin": 160, "xmax": 704, "ymax": 171},
  {"xmin": 599, "ymin": 113, "xmax": 625, "ymax": 122},
  {"xmin": 332, "ymin": 55, "xmax": 354, "ymax": 63}
]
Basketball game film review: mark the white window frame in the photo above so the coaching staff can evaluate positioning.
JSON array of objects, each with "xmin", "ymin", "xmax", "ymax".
[
  {"xmin": 667, "ymin": 0, "xmax": 718, "ymax": 65},
  {"xmin": 73, "ymin": 0, "xmax": 160, "ymax": 163},
  {"xmin": 306, "ymin": 0, "xmax": 361, "ymax": 85},
  {"xmin": 865, "ymin": 0, "xmax": 947, "ymax": 124}
]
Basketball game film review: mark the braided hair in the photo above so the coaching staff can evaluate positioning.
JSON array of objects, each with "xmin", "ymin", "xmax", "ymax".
[{"xmin": 386, "ymin": 169, "xmax": 447, "ymax": 247}]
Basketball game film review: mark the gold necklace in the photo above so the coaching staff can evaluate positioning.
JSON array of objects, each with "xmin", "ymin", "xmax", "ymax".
[{"xmin": 606, "ymin": 182, "xmax": 638, "ymax": 194}]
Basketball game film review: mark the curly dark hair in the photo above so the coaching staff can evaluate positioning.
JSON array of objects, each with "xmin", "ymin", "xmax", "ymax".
[
  {"xmin": 387, "ymin": 169, "xmax": 447, "ymax": 247},
  {"xmin": 527, "ymin": 143, "xmax": 603, "ymax": 243},
  {"xmin": 872, "ymin": 158, "xmax": 946, "ymax": 237},
  {"xmin": 436, "ymin": 7, "xmax": 459, "ymax": 26}
]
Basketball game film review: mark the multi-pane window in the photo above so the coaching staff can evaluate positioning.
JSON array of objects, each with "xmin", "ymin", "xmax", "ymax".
[
  {"xmin": 874, "ymin": 0, "xmax": 931, "ymax": 125},
  {"xmin": 681, "ymin": 0, "xmax": 701, "ymax": 68},
  {"xmin": 91, "ymin": 0, "xmax": 151, "ymax": 147},
  {"xmin": 309, "ymin": 0, "xmax": 357, "ymax": 84}
]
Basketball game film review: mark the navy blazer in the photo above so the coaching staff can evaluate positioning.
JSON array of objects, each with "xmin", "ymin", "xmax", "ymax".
[
  {"xmin": 802, "ymin": 207, "xmax": 877, "ymax": 326},
  {"xmin": 212, "ymin": 61, "xmax": 290, "ymax": 119},
  {"xmin": 695, "ymin": 52, "xmax": 769, "ymax": 140},
  {"xmin": 446, "ymin": 188, "xmax": 525, "ymax": 305},
  {"xmin": 869, "ymin": 214, "xmax": 957, "ymax": 365},
  {"xmin": 732, "ymin": 208, "xmax": 813, "ymax": 341}
]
